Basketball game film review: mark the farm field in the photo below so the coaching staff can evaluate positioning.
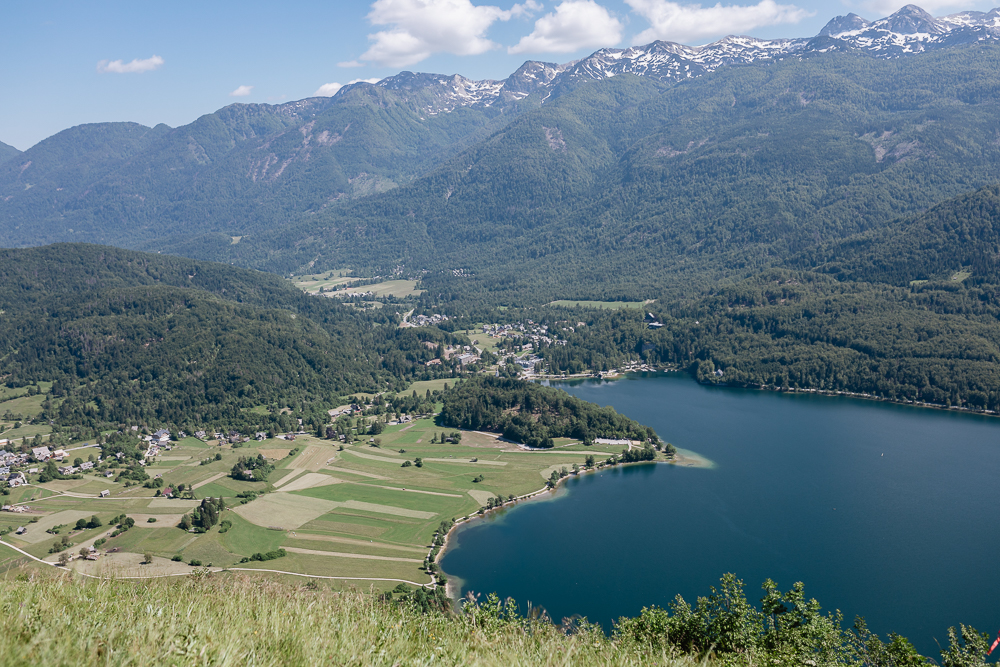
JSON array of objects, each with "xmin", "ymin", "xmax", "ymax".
[
  {"xmin": 290, "ymin": 273, "xmax": 424, "ymax": 300},
  {"xmin": 337, "ymin": 279, "xmax": 423, "ymax": 299},
  {"xmin": 546, "ymin": 299, "xmax": 653, "ymax": 310},
  {"xmin": 289, "ymin": 270, "xmax": 353, "ymax": 293},
  {"xmin": 0, "ymin": 417, "xmax": 602, "ymax": 585}
]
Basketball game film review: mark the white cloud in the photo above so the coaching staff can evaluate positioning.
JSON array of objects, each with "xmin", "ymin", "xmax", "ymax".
[
  {"xmin": 359, "ymin": 0, "xmax": 540, "ymax": 67},
  {"xmin": 229, "ymin": 85, "xmax": 254, "ymax": 97},
  {"xmin": 338, "ymin": 60, "xmax": 365, "ymax": 68},
  {"xmin": 96, "ymin": 55, "xmax": 164, "ymax": 74},
  {"xmin": 625, "ymin": 0, "xmax": 811, "ymax": 44},
  {"xmin": 509, "ymin": 0, "xmax": 623, "ymax": 54},
  {"xmin": 313, "ymin": 78, "xmax": 383, "ymax": 97}
]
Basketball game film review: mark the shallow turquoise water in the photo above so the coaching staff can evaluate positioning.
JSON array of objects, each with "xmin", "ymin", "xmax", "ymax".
[{"xmin": 439, "ymin": 373, "xmax": 1000, "ymax": 655}]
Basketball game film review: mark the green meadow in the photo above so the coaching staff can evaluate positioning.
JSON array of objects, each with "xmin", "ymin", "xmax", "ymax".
[{"xmin": 0, "ymin": 414, "xmax": 612, "ymax": 585}]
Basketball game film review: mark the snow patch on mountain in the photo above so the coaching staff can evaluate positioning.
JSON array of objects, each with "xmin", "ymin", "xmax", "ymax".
[{"xmin": 338, "ymin": 5, "xmax": 1000, "ymax": 117}]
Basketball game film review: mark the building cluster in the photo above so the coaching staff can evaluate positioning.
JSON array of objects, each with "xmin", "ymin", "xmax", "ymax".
[
  {"xmin": 193, "ymin": 430, "xmax": 252, "ymax": 445},
  {"xmin": 0, "ymin": 443, "xmax": 104, "ymax": 488},
  {"xmin": 483, "ymin": 321, "xmax": 568, "ymax": 349},
  {"xmin": 423, "ymin": 342, "xmax": 481, "ymax": 367},
  {"xmin": 409, "ymin": 313, "xmax": 449, "ymax": 327}
]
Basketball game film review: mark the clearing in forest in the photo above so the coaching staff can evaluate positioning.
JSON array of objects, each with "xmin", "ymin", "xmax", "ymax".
[{"xmin": 547, "ymin": 299, "xmax": 651, "ymax": 310}]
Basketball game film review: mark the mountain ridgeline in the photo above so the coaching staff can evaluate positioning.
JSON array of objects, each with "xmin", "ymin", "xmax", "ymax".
[
  {"xmin": 2, "ymin": 4, "xmax": 1000, "ymax": 302},
  {"xmin": 0, "ymin": 141, "xmax": 19, "ymax": 165},
  {"xmin": 3, "ymin": 5, "xmax": 1000, "ymax": 416}
]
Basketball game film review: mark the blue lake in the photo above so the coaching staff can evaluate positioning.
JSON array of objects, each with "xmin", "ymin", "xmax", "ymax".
[{"xmin": 439, "ymin": 373, "xmax": 1000, "ymax": 656}]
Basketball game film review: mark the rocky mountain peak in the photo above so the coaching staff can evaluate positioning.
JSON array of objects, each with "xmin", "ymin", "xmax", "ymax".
[
  {"xmin": 819, "ymin": 13, "xmax": 871, "ymax": 37},
  {"xmin": 332, "ymin": 5, "xmax": 1000, "ymax": 117},
  {"xmin": 879, "ymin": 4, "xmax": 946, "ymax": 34}
]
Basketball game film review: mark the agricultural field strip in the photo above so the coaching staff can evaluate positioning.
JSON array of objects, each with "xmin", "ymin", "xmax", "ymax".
[
  {"xmin": 148, "ymin": 499, "xmax": 202, "ymax": 508},
  {"xmin": 191, "ymin": 473, "xmax": 227, "ymax": 490},
  {"xmin": 352, "ymin": 483, "xmax": 461, "ymax": 498},
  {"xmin": 232, "ymin": 494, "xmax": 338, "ymax": 530},
  {"xmin": 289, "ymin": 445, "xmax": 337, "ymax": 471},
  {"xmin": 278, "ymin": 473, "xmax": 341, "ymax": 493},
  {"xmin": 272, "ymin": 469, "xmax": 307, "ymax": 489},
  {"xmin": 422, "ymin": 458, "xmax": 507, "ymax": 466},
  {"xmin": 335, "ymin": 500, "xmax": 436, "ymax": 520},
  {"xmin": 468, "ymin": 490, "xmax": 495, "ymax": 505},
  {"xmin": 342, "ymin": 450, "xmax": 404, "ymax": 464},
  {"xmin": 291, "ymin": 533, "xmax": 426, "ymax": 553},
  {"xmin": 122, "ymin": 514, "xmax": 185, "ymax": 526},
  {"xmin": 324, "ymin": 466, "xmax": 388, "ymax": 480},
  {"xmin": 281, "ymin": 546, "xmax": 422, "ymax": 563},
  {"xmin": 508, "ymin": 449, "xmax": 613, "ymax": 455},
  {"xmin": 258, "ymin": 449, "xmax": 292, "ymax": 459},
  {"xmin": 343, "ymin": 448, "xmax": 508, "ymax": 466},
  {"xmin": 2, "ymin": 540, "xmax": 434, "ymax": 587}
]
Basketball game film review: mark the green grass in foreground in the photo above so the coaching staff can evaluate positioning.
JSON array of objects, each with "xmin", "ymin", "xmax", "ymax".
[
  {"xmin": 0, "ymin": 571, "xmax": 662, "ymax": 666},
  {"xmin": 0, "ymin": 568, "xmax": 988, "ymax": 667}
]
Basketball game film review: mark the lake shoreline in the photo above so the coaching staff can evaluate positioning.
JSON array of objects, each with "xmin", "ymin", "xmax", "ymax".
[
  {"xmin": 694, "ymin": 374, "xmax": 1000, "ymax": 419},
  {"xmin": 439, "ymin": 451, "xmax": 704, "ymax": 601},
  {"xmin": 547, "ymin": 370, "xmax": 999, "ymax": 420}
]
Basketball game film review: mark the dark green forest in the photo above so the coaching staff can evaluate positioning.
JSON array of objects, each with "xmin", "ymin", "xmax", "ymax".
[
  {"xmin": 0, "ymin": 140, "xmax": 19, "ymax": 165},
  {"xmin": 3, "ymin": 44, "xmax": 1000, "ymax": 424},
  {"xmin": 439, "ymin": 376, "xmax": 660, "ymax": 447},
  {"xmin": 0, "ymin": 245, "xmax": 461, "ymax": 435}
]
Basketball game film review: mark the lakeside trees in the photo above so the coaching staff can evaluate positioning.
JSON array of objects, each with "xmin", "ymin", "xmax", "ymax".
[{"xmin": 439, "ymin": 376, "xmax": 659, "ymax": 448}]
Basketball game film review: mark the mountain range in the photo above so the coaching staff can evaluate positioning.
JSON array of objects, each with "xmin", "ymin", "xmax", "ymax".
[
  {"xmin": 354, "ymin": 4, "xmax": 1000, "ymax": 114},
  {"xmin": 2, "ymin": 4, "xmax": 1000, "ymax": 304}
]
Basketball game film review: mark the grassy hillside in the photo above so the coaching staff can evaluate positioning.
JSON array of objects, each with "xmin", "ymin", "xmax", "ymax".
[{"xmin": 0, "ymin": 568, "xmax": 989, "ymax": 666}]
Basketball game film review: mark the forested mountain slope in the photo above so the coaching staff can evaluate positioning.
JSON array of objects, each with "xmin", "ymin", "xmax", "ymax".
[
  {"xmin": 3, "ymin": 6, "xmax": 1000, "ymax": 292},
  {"xmin": 0, "ymin": 140, "xmax": 20, "ymax": 165},
  {"xmin": 0, "ymin": 244, "xmax": 450, "ymax": 432},
  {"xmin": 211, "ymin": 44, "xmax": 1000, "ymax": 303},
  {"xmin": 795, "ymin": 183, "xmax": 1000, "ymax": 286},
  {"xmin": 0, "ymin": 90, "xmax": 520, "ymax": 248}
]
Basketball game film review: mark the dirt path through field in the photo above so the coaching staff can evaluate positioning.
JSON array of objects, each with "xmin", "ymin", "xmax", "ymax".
[
  {"xmin": 324, "ymin": 466, "xmax": 388, "ymax": 480},
  {"xmin": 191, "ymin": 472, "xmax": 227, "ymax": 489},
  {"xmin": 282, "ymin": 546, "xmax": 422, "ymax": 563},
  {"xmin": 354, "ymin": 483, "xmax": 461, "ymax": 498},
  {"xmin": 290, "ymin": 533, "xmax": 425, "ymax": 553}
]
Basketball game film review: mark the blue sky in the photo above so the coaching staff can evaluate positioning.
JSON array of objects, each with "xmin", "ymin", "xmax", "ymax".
[{"xmin": 2, "ymin": 0, "xmax": 997, "ymax": 150}]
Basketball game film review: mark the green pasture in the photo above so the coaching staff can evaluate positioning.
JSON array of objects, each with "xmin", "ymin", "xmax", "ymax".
[
  {"xmin": 290, "ymin": 270, "xmax": 354, "ymax": 293},
  {"xmin": 0, "ymin": 382, "xmax": 52, "ymax": 402},
  {"xmin": 402, "ymin": 379, "xmax": 453, "ymax": 396},
  {"xmin": 0, "ymin": 393, "xmax": 48, "ymax": 419},
  {"xmin": 342, "ymin": 280, "xmax": 423, "ymax": 299},
  {"xmin": 547, "ymin": 299, "xmax": 652, "ymax": 310},
  {"xmin": 0, "ymin": 417, "xmax": 596, "ymax": 581},
  {"xmin": 220, "ymin": 514, "xmax": 286, "ymax": 556}
]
